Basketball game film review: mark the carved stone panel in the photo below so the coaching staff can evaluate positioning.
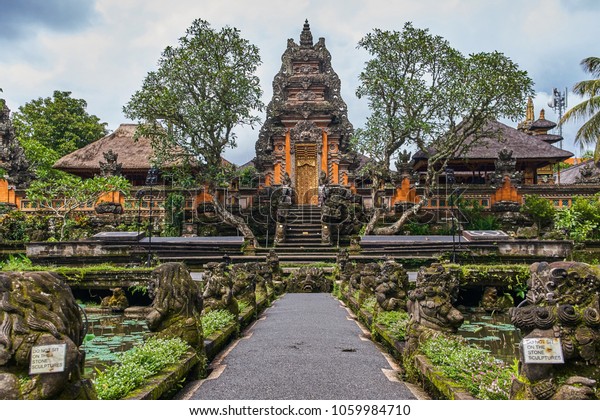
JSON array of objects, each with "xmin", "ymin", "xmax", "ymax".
[{"xmin": 290, "ymin": 120, "xmax": 322, "ymax": 145}]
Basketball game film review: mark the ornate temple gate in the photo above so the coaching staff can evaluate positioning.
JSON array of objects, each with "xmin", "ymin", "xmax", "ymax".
[
  {"xmin": 254, "ymin": 21, "xmax": 354, "ymax": 200},
  {"xmin": 295, "ymin": 143, "xmax": 318, "ymax": 205}
]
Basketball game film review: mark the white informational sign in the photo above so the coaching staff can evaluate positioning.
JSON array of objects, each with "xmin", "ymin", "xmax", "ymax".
[
  {"xmin": 29, "ymin": 344, "xmax": 67, "ymax": 374},
  {"xmin": 522, "ymin": 337, "xmax": 564, "ymax": 364}
]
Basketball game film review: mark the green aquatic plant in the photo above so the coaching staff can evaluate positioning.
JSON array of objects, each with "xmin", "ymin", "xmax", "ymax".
[{"xmin": 82, "ymin": 314, "xmax": 150, "ymax": 374}]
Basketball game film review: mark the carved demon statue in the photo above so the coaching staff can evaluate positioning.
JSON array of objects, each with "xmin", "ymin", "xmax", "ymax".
[
  {"xmin": 0, "ymin": 272, "xmax": 95, "ymax": 399},
  {"xmin": 146, "ymin": 263, "xmax": 204, "ymax": 348},
  {"xmin": 201, "ymin": 262, "xmax": 238, "ymax": 316},
  {"xmin": 262, "ymin": 249, "xmax": 283, "ymax": 294},
  {"xmin": 287, "ymin": 266, "xmax": 331, "ymax": 293},
  {"xmin": 405, "ymin": 263, "xmax": 464, "ymax": 353},
  {"xmin": 336, "ymin": 248, "xmax": 356, "ymax": 284},
  {"xmin": 510, "ymin": 261, "xmax": 600, "ymax": 400},
  {"xmin": 357, "ymin": 262, "xmax": 380, "ymax": 306},
  {"xmin": 232, "ymin": 262, "xmax": 260, "ymax": 308},
  {"xmin": 374, "ymin": 259, "xmax": 410, "ymax": 312}
]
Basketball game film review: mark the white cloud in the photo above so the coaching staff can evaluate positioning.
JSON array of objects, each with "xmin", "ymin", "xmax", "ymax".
[{"xmin": 1, "ymin": 0, "xmax": 599, "ymax": 164}]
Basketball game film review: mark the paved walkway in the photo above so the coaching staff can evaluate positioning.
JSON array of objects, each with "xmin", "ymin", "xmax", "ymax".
[{"xmin": 179, "ymin": 294, "xmax": 420, "ymax": 400}]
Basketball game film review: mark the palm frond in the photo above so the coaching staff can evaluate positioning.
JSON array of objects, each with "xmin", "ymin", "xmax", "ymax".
[
  {"xmin": 572, "ymin": 79, "xmax": 600, "ymax": 97},
  {"xmin": 561, "ymin": 57, "xmax": 600, "ymax": 153},
  {"xmin": 581, "ymin": 56, "xmax": 600, "ymax": 78},
  {"xmin": 561, "ymin": 95, "xmax": 600, "ymax": 123},
  {"xmin": 576, "ymin": 111, "xmax": 600, "ymax": 147}
]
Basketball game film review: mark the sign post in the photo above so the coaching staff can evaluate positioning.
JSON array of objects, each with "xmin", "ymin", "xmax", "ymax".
[
  {"xmin": 522, "ymin": 338, "xmax": 564, "ymax": 364},
  {"xmin": 29, "ymin": 344, "xmax": 67, "ymax": 374}
]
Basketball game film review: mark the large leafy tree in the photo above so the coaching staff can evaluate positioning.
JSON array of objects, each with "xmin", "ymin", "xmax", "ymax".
[
  {"xmin": 26, "ymin": 175, "xmax": 131, "ymax": 241},
  {"xmin": 354, "ymin": 23, "xmax": 534, "ymax": 234},
  {"xmin": 560, "ymin": 57, "xmax": 600, "ymax": 165},
  {"xmin": 12, "ymin": 90, "xmax": 108, "ymax": 179},
  {"xmin": 124, "ymin": 19, "xmax": 263, "ymax": 246}
]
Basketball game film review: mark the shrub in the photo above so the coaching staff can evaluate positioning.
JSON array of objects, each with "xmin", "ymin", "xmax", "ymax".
[
  {"xmin": 237, "ymin": 301, "xmax": 250, "ymax": 313},
  {"xmin": 94, "ymin": 337, "xmax": 190, "ymax": 400},
  {"xmin": 164, "ymin": 193, "xmax": 185, "ymax": 236},
  {"xmin": 360, "ymin": 295, "xmax": 377, "ymax": 314},
  {"xmin": 404, "ymin": 221, "xmax": 430, "ymax": 235},
  {"xmin": 555, "ymin": 194, "xmax": 600, "ymax": 242},
  {"xmin": 0, "ymin": 210, "xmax": 50, "ymax": 242},
  {"xmin": 521, "ymin": 194, "xmax": 555, "ymax": 233},
  {"xmin": 457, "ymin": 199, "xmax": 500, "ymax": 230}
]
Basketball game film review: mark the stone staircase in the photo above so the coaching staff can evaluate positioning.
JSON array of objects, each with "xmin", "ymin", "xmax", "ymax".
[{"xmin": 272, "ymin": 205, "xmax": 339, "ymax": 259}]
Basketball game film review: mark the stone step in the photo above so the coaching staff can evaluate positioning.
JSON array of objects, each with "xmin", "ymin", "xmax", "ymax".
[
  {"xmin": 276, "ymin": 241, "xmax": 333, "ymax": 248},
  {"xmin": 287, "ymin": 214, "xmax": 321, "ymax": 223},
  {"xmin": 285, "ymin": 232, "xmax": 321, "ymax": 240},
  {"xmin": 286, "ymin": 230, "xmax": 322, "ymax": 236},
  {"xmin": 287, "ymin": 212, "xmax": 321, "ymax": 217},
  {"xmin": 286, "ymin": 227, "xmax": 322, "ymax": 233},
  {"xmin": 284, "ymin": 238, "xmax": 323, "ymax": 244},
  {"xmin": 287, "ymin": 207, "xmax": 322, "ymax": 216}
]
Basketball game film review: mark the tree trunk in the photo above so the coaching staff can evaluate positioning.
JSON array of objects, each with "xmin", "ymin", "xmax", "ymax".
[
  {"xmin": 58, "ymin": 216, "xmax": 67, "ymax": 242},
  {"xmin": 210, "ymin": 194, "xmax": 259, "ymax": 248},
  {"xmin": 363, "ymin": 208, "xmax": 384, "ymax": 235},
  {"xmin": 363, "ymin": 172, "xmax": 386, "ymax": 235},
  {"xmin": 372, "ymin": 196, "xmax": 426, "ymax": 236}
]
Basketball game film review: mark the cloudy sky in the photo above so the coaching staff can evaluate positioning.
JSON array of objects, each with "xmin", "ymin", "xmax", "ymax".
[{"xmin": 1, "ymin": 0, "xmax": 599, "ymax": 165}]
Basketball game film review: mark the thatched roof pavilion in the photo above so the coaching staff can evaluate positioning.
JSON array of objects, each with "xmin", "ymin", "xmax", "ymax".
[
  {"xmin": 53, "ymin": 124, "xmax": 159, "ymax": 184},
  {"xmin": 413, "ymin": 120, "xmax": 573, "ymax": 173},
  {"xmin": 53, "ymin": 124, "xmax": 233, "ymax": 186}
]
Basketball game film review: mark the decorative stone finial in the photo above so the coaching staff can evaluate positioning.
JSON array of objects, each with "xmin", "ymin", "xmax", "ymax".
[
  {"xmin": 526, "ymin": 97, "xmax": 534, "ymax": 122},
  {"xmin": 539, "ymin": 109, "xmax": 545, "ymax": 119},
  {"xmin": 300, "ymin": 19, "xmax": 313, "ymax": 47}
]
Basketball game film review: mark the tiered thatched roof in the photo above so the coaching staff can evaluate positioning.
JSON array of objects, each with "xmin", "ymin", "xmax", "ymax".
[
  {"xmin": 413, "ymin": 120, "xmax": 572, "ymax": 171},
  {"xmin": 54, "ymin": 124, "xmax": 234, "ymax": 184},
  {"xmin": 53, "ymin": 124, "xmax": 156, "ymax": 176}
]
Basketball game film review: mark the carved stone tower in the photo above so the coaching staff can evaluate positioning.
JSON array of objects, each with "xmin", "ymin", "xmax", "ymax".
[{"xmin": 255, "ymin": 20, "xmax": 354, "ymax": 205}]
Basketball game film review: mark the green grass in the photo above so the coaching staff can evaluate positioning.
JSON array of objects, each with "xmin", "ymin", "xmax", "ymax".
[
  {"xmin": 237, "ymin": 300, "xmax": 250, "ymax": 313},
  {"xmin": 93, "ymin": 337, "xmax": 190, "ymax": 400},
  {"xmin": 201, "ymin": 309, "xmax": 236, "ymax": 337},
  {"xmin": 280, "ymin": 262, "xmax": 335, "ymax": 268},
  {"xmin": 376, "ymin": 310, "xmax": 410, "ymax": 341},
  {"xmin": 360, "ymin": 296, "xmax": 377, "ymax": 314},
  {"xmin": 420, "ymin": 334, "xmax": 516, "ymax": 399},
  {"xmin": 0, "ymin": 254, "xmax": 51, "ymax": 271},
  {"xmin": 0, "ymin": 254, "xmax": 151, "ymax": 273}
]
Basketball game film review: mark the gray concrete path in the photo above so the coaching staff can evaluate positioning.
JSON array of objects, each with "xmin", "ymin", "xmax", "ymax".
[{"xmin": 179, "ymin": 293, "xmax": 420, "ymax": 400}]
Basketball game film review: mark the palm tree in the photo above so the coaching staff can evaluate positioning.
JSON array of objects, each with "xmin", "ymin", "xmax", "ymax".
[{"xmin": 560, "ymin": 57, "xmax": 600, "ymax": 165}]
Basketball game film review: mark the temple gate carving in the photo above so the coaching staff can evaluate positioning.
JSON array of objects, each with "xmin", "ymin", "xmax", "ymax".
[{"xmin": 254, "ymin": 20, "xmax": 355, "ymax": 202}]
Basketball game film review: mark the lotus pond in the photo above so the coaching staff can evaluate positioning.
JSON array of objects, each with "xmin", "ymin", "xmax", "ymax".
[
  {"xmin": 81, "ymin": 312, "xmax": 152, "ymax": 376},
  {"xmin": 457, "ymin": 312, "xmax": 520, "ymax": 363}
]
